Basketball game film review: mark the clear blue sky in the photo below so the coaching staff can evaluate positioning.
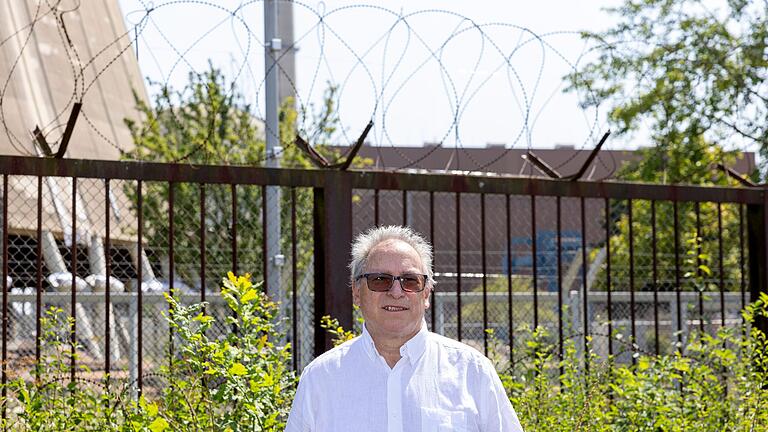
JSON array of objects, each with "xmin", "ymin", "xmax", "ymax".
[{"xmin": 119, "ymin": 0, "xmax": 631, "ymax": 151}]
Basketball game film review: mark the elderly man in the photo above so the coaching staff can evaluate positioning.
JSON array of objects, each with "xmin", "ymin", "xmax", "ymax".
[{"xmin": 286, "ymin": 225, "xmax": 524, "ymax": 432}]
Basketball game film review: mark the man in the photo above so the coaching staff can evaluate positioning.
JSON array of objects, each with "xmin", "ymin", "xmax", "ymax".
[{"xmin": 286, "ymin": 225, "xmax": 524, "ymax": 432}]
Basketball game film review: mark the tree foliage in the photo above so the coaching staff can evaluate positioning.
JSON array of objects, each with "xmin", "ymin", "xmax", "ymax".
[
  {"xmin": 565, "ymin": 1, "xmax": 761, "ymax": 306},
  {"xmin": 569, "ymin": 0, "xmax": 767, "ymax": 180},
  {"xmin": 122, "ymin": 67, "xmax": 365, "ymax": 290}
]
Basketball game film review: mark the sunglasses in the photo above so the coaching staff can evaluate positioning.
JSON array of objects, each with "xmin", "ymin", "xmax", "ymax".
[{"xmin": 356, "ymin": 273, "xmax": 429, "ymax": 293}]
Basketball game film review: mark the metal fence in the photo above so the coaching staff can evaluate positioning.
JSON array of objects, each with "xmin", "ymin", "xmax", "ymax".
[
  {"xmin": 349, "ymin": 183, "xmax": 767, "ymax": 367},
  {"xmin": 0, "ymin": 155, "xmax": 766, "ymax": 395}
]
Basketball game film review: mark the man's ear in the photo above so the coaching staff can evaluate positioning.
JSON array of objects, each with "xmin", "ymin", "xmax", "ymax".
[{"xmin": 423, "ymin": 287, "xmax": 431, "ymax": 309}]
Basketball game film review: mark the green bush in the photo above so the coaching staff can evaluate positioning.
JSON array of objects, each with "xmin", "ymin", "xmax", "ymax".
[
  {"xmin": 154, "ymin": 272, "xmax": 296, "ymax": 431},
  {"xmin": 503, "ymin": 293, "xmax": 768, "ymax": 431},
  {"xmin": 1, "ymin": 307, "xmax": 144, "ymax": 430},
  {"xmin": 3, "ymin": 274, "xmax": 767, "ymax": 431},
  {"xmin": 1, "ymin": 273, "xmax": 296, "ymax": 431}
]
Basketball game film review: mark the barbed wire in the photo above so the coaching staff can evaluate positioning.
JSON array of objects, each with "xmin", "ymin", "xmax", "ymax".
[{"xmin": 0, "ymin": 0, "xmax": 623, "ymax": 176}]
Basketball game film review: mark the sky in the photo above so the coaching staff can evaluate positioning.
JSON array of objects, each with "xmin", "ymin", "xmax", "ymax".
[{"xmin": 118, "ymin": 0, "xmax": 632, "ymax": 152}]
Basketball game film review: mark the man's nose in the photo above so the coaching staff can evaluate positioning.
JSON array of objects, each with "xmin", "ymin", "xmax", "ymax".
[{"xmin": 387, "ymin": 279, "xmax": 406, "ymax": 298}]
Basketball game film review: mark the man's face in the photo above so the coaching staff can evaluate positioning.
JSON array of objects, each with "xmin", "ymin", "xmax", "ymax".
[{"xmin": 352, "ymin": 239, "xmax": 431, "ymax": 343}]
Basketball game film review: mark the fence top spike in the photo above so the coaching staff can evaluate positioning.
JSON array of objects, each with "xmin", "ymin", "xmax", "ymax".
[{"xmin": 565, "ymin": 130, "xmax": 610, "ymax": 181}]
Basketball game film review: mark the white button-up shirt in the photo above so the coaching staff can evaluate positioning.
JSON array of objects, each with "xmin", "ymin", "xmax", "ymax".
[{"xmin": 286, "ymin": 322, "xmax": 524, "ymax": 432}]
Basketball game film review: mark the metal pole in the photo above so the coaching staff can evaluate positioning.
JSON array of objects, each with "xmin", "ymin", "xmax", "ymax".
[
  {"xmin": 264, "ymin": 0, "xmax": 284, "ymax": 305},
  {"xmin": 313, "ymin": 172, "xmax": 353, "ymax": 354},
  {"xmin": 747, "ymin": 188, "xmax": 768, "ymax": 337}
]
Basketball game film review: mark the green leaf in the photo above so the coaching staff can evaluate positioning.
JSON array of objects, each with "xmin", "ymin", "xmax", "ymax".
[
  {"xmin": 241, "ymin": 289, "xmax": 258, "ymax": 304},
  {"xmin": 149, "ymin": 417, "xmax": 169, "ymax": 432},
  {"xmin": 673, "ymin": 359, "xmax": 690, "ymax": 373},
  {"xmin": 19, "ymin": 387, "xmax": 29, "ymax": 404},
  {"xmin": 229, "ymin": 362, "xmax": 248, "ymax": 376},
  {"xmin": 147, "ymin": 401, "xmax": 159, "ymax": 417},
  {"xmin": 638, "ymin": 357, "xmax": 650, "ymax": 371}
]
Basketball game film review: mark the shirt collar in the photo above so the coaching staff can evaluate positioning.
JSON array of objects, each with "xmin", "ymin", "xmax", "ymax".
[{"xmin": 361, "ymin": 320, "xmax": 429, "ymax": 366}]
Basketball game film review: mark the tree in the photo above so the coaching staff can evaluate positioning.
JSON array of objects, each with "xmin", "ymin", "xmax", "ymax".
[
  {"xmin": 562, "ymin": 1, "xmax": 763, "ymax": 343},
  {"xmin": 123, "ymin": 67, "xmax": 365, "ymax": 291},
  {"xmin": 568, "ymin": 0, "xmax": 767, "ymax": 180},
  {"xmin": 585, "ymin": 122, "xmax": 747, "ymax": 348}
]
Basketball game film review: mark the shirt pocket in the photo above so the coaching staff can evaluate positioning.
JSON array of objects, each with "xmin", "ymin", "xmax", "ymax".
[{"xmin": 420, "ymin": 407, "xmax": 471, "ymax": 432}]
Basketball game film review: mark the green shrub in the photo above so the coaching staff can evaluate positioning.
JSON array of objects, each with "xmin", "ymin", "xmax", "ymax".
[
  {"xmin": 1, "ymin": 273, "xmax": 296, "ymax": 431},
  {"xmin": 154, "ymin": 272, "xmax": 296, "ymax": 431},
  {"xmin": 1, "ymin": 307, "xmax": 143, "ymax": 431},
  {"xmin": 502, "ymin": 293, "xmax": 768, "ymax": 431},
  {"xmin": 324, "ymin": 297, "xmax": 768, "ymax": 431},
  {"xmin": 3, "ymin": 274, "xmax": 767, "ymax": 431}
]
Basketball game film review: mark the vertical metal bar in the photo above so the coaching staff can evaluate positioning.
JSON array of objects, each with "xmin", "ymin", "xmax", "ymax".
[
  {"xmin": 374, "ymin": 189, "xmax": 380, "ymax": 227},
  {"xmin": 291, "ymin": 188, "xmax": 298, "ymax": 370},
  {"xmin": 605, "ymin": 198, "xmax": 612, "ymax": 357},
  {"xmin": 2, "ymin": 175, "xmax": 8, "ymax": 407},
  {"xmin": 313, "ymin": 172, "xmax": 354, "ymax": 354},
  {"xmin": 719, "ymin": 206, "xmax": 729, "ymax": 398},
  {"xmin": 628, "ymin": 199, "xmax": 636, "ymax": 357},
  {"xmin": 717, "ymin": 203, "xmax": 725, "ymax": 327},
  {"xmin": 674, "ymin": 200, "xmax": 682, "ymax": 351},
  {"xmin": 200, "ymin": 184, "xmax": 206, "ymax": 305},
  {"xmin": 429, "ymin": 191, "xmax": 436, "ymax": 332},
  {"xmin": 556, "ymin": 197, "xmax": 563, "ymax": 370},
  {"xmin": 232, "ymin": 184, "xmax": 238, "ymax": 275},
  {"xmin": 762, "ymin": 189, "xmax": 768, "ymax": 337},
  {"xmin": 739, "ymin": 204, "xmax": 745, "ymax": 320},
  {"xmin": 531, "ymin": 193, "xmax": 538, "ymax": 329},
  {"xmin": 580, "ymin": 197, "xmax": 588, "ymax": 359},
  {"xmin": 507, "ymin": 194, "xmax": 514, "ymax": 365},
  {"xmin": 651, "ymin": 200, "xmax": 659, "ymax": 355},
  {"xmin": 36, "ymin": 176, "xmax": 42, "ymax": 371},
  {"xmin": 167, "ymin": 182, "xmax": 174, "ymax": 366},
  {"xmin": 746, "ymin": 189, "xmax": 768, "ymax": 336},
  {"xmin": 695, "ymin": 202, "xmax": 704, "ymax": 333},
  {"xmin": 105, "ymin": 179, "xmax": 111, "ymax": 377},
  {"xmin": 402, "ymin": 190, "xmax": 408, "ymax": 226},
  {"xmin": 70, "ymin": 177, "xmax": 77, "ymax": 383},
  {"xmin": 137, "ymin": 180, "xmax": 143, "ymax": 392},
  {"xmin": 168, "ymin": 183, "xmax": 174, "ymax": 292},
  {"xmin": 481, "ymin": 193, "xmax": 488, "ymax": 355},
  {"xmin": 456, "ymin": 192, "xmax": 462, "ymax": 342},
  {"xmin": 262, "ymin": 185, "xmax": 268, "ymax": 294}
]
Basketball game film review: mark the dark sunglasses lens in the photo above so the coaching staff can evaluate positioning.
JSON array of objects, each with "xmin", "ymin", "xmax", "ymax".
[
  {"xmin": 400, "ymin": 275, "xmax": 424, "ymax": 292},
  {"xmin": 366, "ymin": 274, "xmax": 394, "ymax": 291}
]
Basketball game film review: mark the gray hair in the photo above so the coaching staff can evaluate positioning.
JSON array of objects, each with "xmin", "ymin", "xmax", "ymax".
[{"xmin": 349, "ymin": 225, "xmax": 434, "ymax": 287}]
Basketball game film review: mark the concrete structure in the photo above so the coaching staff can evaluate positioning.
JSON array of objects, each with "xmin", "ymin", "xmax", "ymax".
[
  {"xmin": 0, "ymin": 1, "xmax": 146, "ymax": 239},
  {"xmin": 1, "ymin": 0, "xmax": 146, "ymax": 159}
]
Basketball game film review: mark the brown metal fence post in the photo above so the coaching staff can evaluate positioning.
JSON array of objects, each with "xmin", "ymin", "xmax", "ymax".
[
  {"xmin": 313, "ymin": 171, "xmax": 353, "ymax": 355},
  {"xmin": 2, "ymin": 175, "xmax": 7, "ymax": 417},
  {"xmin": 747, "ymin": 188, "xmax": 768, "ymax": 336},
  {"xmin": 70, "ymin": 177, "xmax": 77, "ymax": 383}
]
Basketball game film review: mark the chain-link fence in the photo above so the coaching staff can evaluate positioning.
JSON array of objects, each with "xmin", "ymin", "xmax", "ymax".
[
  {"xmin": 0, "ymin": 158, "xmax": 763, "ymax": 395},
  {"xmin": 351, "ymin": 190, "xmax": 756, "ymax": 367},
  {"xmin": 0, "ymin": 170, "xmax": 317, "ymax": 396}
]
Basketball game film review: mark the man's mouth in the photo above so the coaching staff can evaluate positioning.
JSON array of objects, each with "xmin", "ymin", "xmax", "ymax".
[{"xmin": 382, "ymin": 306, "xmax": 408, "ymax": 312}]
